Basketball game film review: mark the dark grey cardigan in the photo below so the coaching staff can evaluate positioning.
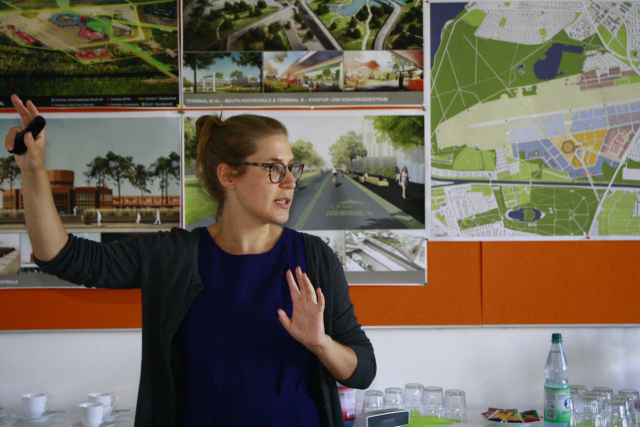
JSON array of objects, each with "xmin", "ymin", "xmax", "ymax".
[{"xmin": 35, "ymin": 227, "xmax": 376, "ymax": 427}]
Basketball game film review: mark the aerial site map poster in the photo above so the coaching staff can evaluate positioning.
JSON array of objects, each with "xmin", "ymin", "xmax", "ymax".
[
  {"xmin": 431, "ymin": 1, "xmax": 640, "ymax": 240},
  {"xmin": 181, "ymin": 0, "xmax": 424, "ymax": 107},
  {"xmin": 0, "ymin": 0, "xmax": 180, "ymax": 107},
  {"xmin": 183, "ymin": 111, "xmax": 426, "ymax": 284}
]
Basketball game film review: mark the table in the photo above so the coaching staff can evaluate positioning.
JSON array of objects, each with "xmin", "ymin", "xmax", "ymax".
[{"xmin": 0, "ymin": 408, "xmax": 134, "ymax": 427}]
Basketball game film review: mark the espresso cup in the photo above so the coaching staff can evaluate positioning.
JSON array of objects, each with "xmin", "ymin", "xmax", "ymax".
[
  {"xmin": 79, "ymin": 402, "xmax": 108, "ymax": 427},
  {"xmin": 22, "ymin": 393, "xmax": 53, "ymax": 419},
  {"xmin": 88, "ymin": 392, "xmax": 118, "ymax": 418}
]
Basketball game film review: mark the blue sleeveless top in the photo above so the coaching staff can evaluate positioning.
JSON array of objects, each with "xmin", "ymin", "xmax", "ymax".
[{"xmin": 176, "ymin": 227, "xmax": 321, "ymax": 427}]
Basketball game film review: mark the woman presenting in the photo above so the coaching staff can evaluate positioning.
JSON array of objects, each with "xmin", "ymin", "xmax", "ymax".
[{"xmin": 5, "ymin": 95, "xmax": 376, "ymax": 427}]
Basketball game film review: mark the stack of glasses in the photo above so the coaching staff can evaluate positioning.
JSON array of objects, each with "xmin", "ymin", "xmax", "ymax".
[
  {"xmin": 362, "ymin": 384, "xmax": 467, "ymax": 422},
  {"xmin": 570, "ymin": 386, "xmax": 640, "ymax": 427}
]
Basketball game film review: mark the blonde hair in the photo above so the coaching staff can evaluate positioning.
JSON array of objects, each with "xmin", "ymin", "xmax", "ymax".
[{"xmin": 194, "ymin": 114, "xmax": 288, "ymax": 220}]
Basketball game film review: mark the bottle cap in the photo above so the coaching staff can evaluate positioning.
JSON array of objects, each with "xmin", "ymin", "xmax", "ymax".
[{"xmin": 552, "ymin": 333, "xmax": 562, "ymax": 342}]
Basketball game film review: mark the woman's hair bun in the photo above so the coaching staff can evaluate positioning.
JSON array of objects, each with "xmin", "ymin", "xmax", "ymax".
[{"xmin": 195, "ymin": 113, "xmax": 225, "ymax": 134}]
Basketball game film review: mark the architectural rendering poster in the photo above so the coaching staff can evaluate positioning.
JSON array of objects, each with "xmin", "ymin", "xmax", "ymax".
[
  {"xmin": 431, "ymin": 1, "xmax": 640, "ymax": 240},
  {"xmin": 0, "ymin": 114, "xmax": 181, "ymax": 233},
  {"xmin": 0, "ymin": 0, "xmax": 180, "ymax": 108},
  {"xmin": 0, "ymin": 232, "xmax": 155, "ymax": 288},
  {"xmin": 183, "ymin": 111, "xmax": 426, "ymax": 285},
  {"xmin": 181, "ymin": 0, "xmax": 424, "ymax": 107}
]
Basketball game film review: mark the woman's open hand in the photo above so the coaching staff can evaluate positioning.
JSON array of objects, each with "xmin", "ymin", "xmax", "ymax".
[
  {"xmin": 4, "ymin": 95, "xmax": 47, "ymax": 173},
  {"xmin": 278, "ymin": 267, "xmax": 327, "ymax": 352}
]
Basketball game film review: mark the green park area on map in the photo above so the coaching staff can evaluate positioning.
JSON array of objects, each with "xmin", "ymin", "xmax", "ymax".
[{"xmin": 431, "ymin": 2, "xmax": 640, "ymax": 238}]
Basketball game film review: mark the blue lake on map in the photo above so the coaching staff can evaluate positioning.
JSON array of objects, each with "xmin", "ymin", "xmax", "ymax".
[
  {"xmin": 533, "ymin": 43, "xmax": 584, "ymax": 80},
  {"xmin": 430, "ymin": 2, "xmax": 467, "ymax": 66},
  {"xmin": 507, "ymin": 208, "xmax": 543, "ymax": 222}
]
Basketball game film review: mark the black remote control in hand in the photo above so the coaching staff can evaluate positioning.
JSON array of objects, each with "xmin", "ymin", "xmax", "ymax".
[{"xmin": 11, "ymin": 115, "xmax": 46, "ymax": 155}]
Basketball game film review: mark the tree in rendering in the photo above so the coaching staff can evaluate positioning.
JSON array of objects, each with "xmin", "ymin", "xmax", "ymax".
[
  {"xmin": 184, "ymin": 117, "xmax": 197, "ymax": 168},
  {"xmin": 84, "ymin": 155, "xmax": 110, "ymax": 204},
  {"xmin": 329, "ymin": 131, "xmax": 367, "ymax": 169},
  {"xmin": 150, "ymin": 152, "xmax": 180, "ymax": 206},
  {"xmin": 230, "ymin": 70, "xmax": 244, "ymax": 82},
  {"xmin": 392, "ymin": 55, "xmax": 411, "ymax": 76},
  {"xmin": 265, "ymin": 34, "xmax": 286, "ymax": 50},
  {"xmin": 105, "ymin": 151, "xmax": 134, "ymax": 201},
  {"xmin": 220, "ymin": 18, "xmax": 233, "ymax": 31},
  {"xmin": 291, "ymin": 139, "xmax": 325, "ymax": 169},
  {"xmin": 128, "ymin": 164, "xmax": 153, "ymax": 197},
  {"xmin": 232, "ymin": 52, "xmax": 262, "ymax": 69},
  {"xmin": 183, "ymin": 53, "xmax": 227, "ymax": 94},
  {"xmin": 268, "ymin": 22, "xmax": 280, "ymax": 35},
  {"xmin": 368, "ymin": 116, "xmax": 424, "ymax": 151},
  {"xmin": 322, "ymin": 68, "xmax": 332, "ymax": 83},
  {"xmin": 183, "ymin": 77, "xmax": 193, "ymax": 91},
  {"xmin": 264, "ymin": 52, "xmax": 287, "ymax": 76},
  {"xmin": 0, "ymin": 155, "xmax": 21, "ymax": 210}
]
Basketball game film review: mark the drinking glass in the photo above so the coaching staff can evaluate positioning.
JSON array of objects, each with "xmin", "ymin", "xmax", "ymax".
[
  {"xmin": 577, "ymin": 396, "xmax": 602, "ymax": 427},
  {"xmin": 618, "ymin": 390, "xmax": 640, "ymax": 424},
  {"xmin": 571, "ymin": 394, "xmax": 580, "ymax": 427},
  {"xmin": 585, "ymin": 392, "xmax": 608, "ymax": 414},
  {"xmin": 403, "ymin": 383, "xmax": 424, "ymax": 416},
  {"xmin": 594, "ymin": 388, "xmax": 614, "ymax": 401},
  {"xmin": 611, "ymin": 396, "xmax": 634, "ymax": 427},
  {"xmin": 572, "ymin": 386, "xmax": 588, "ymax": 396},
  {"xmin": 603, "ymin": 400, "xmax": 629, "ymax": 427},
  {"xmin": 363, "ymin": 390, "xmax": 384, "ymax": 413},
  {"xmin": 423, "ymin": 386, "xmax": 444, "ymax": 418},
  {"xmin": 443, "ymin": 389, "xmax": 467, "ymax": 422},
  {"xmin": 384, "ymin": 387, "xmax": 403, "ymax": 409}
]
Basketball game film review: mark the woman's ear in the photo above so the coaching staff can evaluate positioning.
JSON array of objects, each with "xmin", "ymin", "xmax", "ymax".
[{"xmin": 217, "ymin": 163, "xmax": 237, "ymax": 190}]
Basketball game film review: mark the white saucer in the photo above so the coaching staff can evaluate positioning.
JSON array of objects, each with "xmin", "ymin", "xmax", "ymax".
[
  {"xmin": 11, "ymin": 411, "xmax": 56, "ymax": 421},
  {"xmin": 71, "ymin": 423, "xmax": 115, "ymax": 427},
  {"xmin": 105, "ymin": 411, "xmax": 122, "ymax": 421}
]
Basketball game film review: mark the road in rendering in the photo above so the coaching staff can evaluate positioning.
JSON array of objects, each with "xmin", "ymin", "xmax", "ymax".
[{"xmin": 283, "ymin": 171, "xmax": 419, "ymax": 230}]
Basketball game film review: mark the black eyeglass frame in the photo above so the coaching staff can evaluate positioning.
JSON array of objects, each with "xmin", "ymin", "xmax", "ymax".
[{"xmin": 228, "ymin": 162, "xmax": 305, "ymax": 184}]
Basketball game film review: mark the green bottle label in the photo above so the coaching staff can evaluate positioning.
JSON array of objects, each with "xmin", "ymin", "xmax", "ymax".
[{"xmin": 544, "ymin": 386, "xmax": 571, "ymax": 424}]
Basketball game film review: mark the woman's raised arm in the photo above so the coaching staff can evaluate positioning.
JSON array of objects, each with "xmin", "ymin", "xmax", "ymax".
[{"xmin": 4, "ymin": 95, "xmax": 68, "ymax": 261}]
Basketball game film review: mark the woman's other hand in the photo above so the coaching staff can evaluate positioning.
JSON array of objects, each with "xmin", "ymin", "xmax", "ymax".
[
  {"xmin": 5, "ymin": 95, "xmax": 47, "ymax": 174},
  {"xmin": 278, "ymin": 266, "xmax": 359, "ymax": 382},
  {"xmin": 278, "ymin": 266, "xmax": 328, "ymax": 351}
]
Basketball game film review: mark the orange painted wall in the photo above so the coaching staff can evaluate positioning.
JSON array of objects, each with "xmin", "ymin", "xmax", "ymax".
[
  {"xmin": 0, "ymin": 240, "xmax": 638, "ymax": 330},
  {"xmin": 482, "ymin": 241, "xmax": 640, "ymax": 325}
]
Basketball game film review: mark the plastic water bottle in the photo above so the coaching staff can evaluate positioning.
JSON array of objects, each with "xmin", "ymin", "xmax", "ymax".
[{"xmin": 544, "ymin": 333, "xmax": 571, "ymax": 427}]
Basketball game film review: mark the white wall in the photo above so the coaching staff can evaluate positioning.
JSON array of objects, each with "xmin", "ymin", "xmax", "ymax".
[{"xmin": 1, "ymin": 326, "xmax": 639, "ymax": 415}]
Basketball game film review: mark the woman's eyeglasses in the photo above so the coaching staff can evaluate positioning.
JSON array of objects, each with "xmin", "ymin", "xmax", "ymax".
[{"xmin": 229, "ymin": 162, "xmax": 305, "ymax": 184}]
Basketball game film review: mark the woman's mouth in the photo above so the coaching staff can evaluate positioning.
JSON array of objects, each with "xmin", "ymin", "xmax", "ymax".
[{"xmin": 275, "ymin": 198, "xmax": 290, "ymax": 208}]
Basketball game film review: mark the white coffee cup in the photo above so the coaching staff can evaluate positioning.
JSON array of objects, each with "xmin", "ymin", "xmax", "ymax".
[
  {"xmin": 88, "ymin": 393, "xmax": 118, "ymax": 418},
  {"xmin": 79, "ymin": 402, "xmax": 108, "ymax": 427},
  {"xmin": 22, "ymin": 393, "xmax": 53, "ymax": 419}
]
